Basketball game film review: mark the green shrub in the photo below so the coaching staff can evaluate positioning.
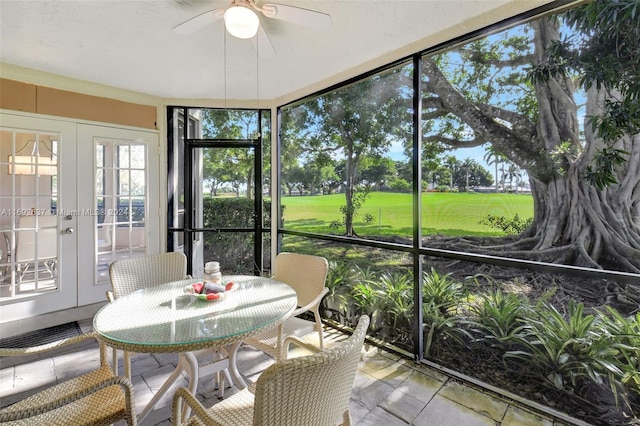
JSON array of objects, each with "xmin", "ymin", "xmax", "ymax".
[
  {"xmin": 469, "ymin": 289, "xmax": 531, "ymax": 345},
  {"xmin": 376, "ymin": 271, "xmax": 413, "ymax": 341},
  {"xmin": 599, "ymin": 308, "xmax": 640, "ymax": 399},
  {"xmin": 505, "ymin": 301, "xmax": 621, "ymax": 391},
  {"xmin": 423, "ymin": 300, "xmax": 472, "ymax": 358},
  {"xmin": 479, "ymin": 213, "xmax": 533, "ymax": 235},
  {"xmin": 322, "ymin": 261, "xmax": 360, "ymax": 322},
  {"xmin": 388, "ymin": 178, "xmax": 411, "ymax": 192},
  {"xmin": 422, "ymin": 268, "xmax": 465, "ymax": 315},
  {"xmin": 202, "ymin": 197, "xmax": 273, "ymax": 272},
  {"xmin": 420, "ymin": 268, "xmax": 471, "ymax": 357}
]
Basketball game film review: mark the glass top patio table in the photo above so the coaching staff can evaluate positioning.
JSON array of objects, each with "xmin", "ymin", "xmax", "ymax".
[{"xmin": 93, "ymin": 275, "xmax": 298, "ymax": 353}]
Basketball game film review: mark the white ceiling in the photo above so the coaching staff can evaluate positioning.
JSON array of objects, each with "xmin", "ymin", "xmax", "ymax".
[{"xmin": 0, "ymin": 0, "xmax": 556, "ymax": 103}]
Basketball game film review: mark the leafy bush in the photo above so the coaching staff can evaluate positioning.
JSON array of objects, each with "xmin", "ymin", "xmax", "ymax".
[
  {"xmin": 469, "ymin": 288, "xmax": 531, "ymax": 345},
  {"xmin": 420, "ymin": 268, "xmax": 470, "ymax": 357},
  {"xmin": 388, "ymin": 178, "xmax": 411, "ymax": 192},
  {"xmin": 505, "ymin": 301, "xmax": 621, "ymax": 391},
  {"xmin": 376, "ymin": 272, "xmax": 413, "ymax": 342},
  {"xmin": 599, "ymin": 308, "xmax": 640, "ymax": 399},
  {"xmin": 479, "ymin": 213, "xmax": 533, "ymax": 235},
  {"xmin": 329, "ymin": 220, "xmax": 343, "ymax": 232},
  {"xmin": 422, "ymin": 268, "xmax": 465, "ymax": 315},
  {"xmin": 423, "ymin": 300, "xmax": 472, "ymax": 358},
  {"xmin": 202, "ymin": 197, "xmax": 273, "ymax": 272},
  {"xmin": 322, "ymin": 261, "xmax": 360, "ymax": 322}
]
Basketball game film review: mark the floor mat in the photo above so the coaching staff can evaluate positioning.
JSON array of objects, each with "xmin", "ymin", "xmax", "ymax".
[{"xmin": 0, "ymin": 322, "xmax": 83, "ymax": 349}]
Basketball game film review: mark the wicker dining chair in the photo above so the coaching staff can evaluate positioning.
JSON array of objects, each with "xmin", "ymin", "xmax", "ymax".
[
  {"xmin": 107, "ymin": 252, "xmax": 233, "ymax": 390},
  {"xmin": 0, "ymin": 331, "xmax": 136, "ymax": 425},
  {"xmin": 172, "ymin": 315, "xmax": 370, "ymax": 426},
  {"xmin": 244, "ymin": 252, "xmax": 329, "ymax": 361}
]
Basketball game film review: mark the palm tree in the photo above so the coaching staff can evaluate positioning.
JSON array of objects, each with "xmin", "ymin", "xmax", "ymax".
[
  {"xmin": 443, "ymin": 155, "xmax": 458, "ymax": 190},
  {"xmin": 483, "ymin": 146, "xmax": 501, "ymax": 193}
]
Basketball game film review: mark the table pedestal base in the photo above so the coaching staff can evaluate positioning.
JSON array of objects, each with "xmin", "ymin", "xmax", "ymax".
[{"xmin": 137, "ymin": 344, "xmax": 247, "ymax": 424}]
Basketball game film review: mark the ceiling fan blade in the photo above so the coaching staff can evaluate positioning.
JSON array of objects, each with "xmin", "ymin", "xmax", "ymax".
[
  {"xmin": 253, "ymin": 23, "xmax": 276, "ymax": 58},
  {"xmin": 172, "ymin": 9, "xmax": 224, "ymax": 35},
  {"xmin": 261, "ymin": 3, "xmax": 331, "ymax": 30}
]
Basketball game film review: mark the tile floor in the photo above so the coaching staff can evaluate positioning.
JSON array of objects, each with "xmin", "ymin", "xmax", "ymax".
[{"xmin": 0, "ymin": 320, "xmax": 590, "ymax": 426}]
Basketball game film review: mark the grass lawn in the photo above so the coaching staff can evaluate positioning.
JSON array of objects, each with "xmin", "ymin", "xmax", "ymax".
[{"xmin": 282, "ymin": 191, "xmax": 534, "ymax": 237}]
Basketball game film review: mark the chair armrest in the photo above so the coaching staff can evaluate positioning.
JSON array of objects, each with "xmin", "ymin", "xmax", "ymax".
[
  {"xmin": 283, "ymin": 335, "xmax": 322, "ymax": 356},
  {"xmin": 0, "ymin": 331, "xmax": 99, "ymax": 357},
  {"xmin": 0, "ymin": 374, "xmax": 135, "ymax": 423},
  {"xmin": 106, "ymin": 290, "xmax": 115, "ymax": 302},
  {"xmin": 172, "ymin": 387, "xmax": 223, "ymax": 426},
  {"xmin": 292, "ymin": 287, "xmax": 329, "ymax": 317}
]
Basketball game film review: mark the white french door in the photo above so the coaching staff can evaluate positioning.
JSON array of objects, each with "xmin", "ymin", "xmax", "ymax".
[
  {"xmin": 0, "ymin": 113, "xmax": 78, "ymax": 321},
  {"xmin": 77, "ymin": 124, "xmax": 159, "ymax": 305},
  {"xmin": 0, "ymin": 112, "xmax": 160, "ymax": 322}
]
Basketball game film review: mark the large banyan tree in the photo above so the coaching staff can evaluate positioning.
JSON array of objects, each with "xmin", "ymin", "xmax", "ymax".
[{"xmin": 422, "ymin": 0, "xmax": 639, "ymax": 273}]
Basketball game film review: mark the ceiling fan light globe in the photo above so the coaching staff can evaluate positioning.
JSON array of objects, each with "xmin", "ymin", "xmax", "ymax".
[{"xmin": 224, "ymin": 6, "xmax": 259, "ymax": 39}]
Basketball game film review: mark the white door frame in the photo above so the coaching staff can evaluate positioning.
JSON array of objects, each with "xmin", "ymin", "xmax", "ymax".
[{"xmin": 0, "ymin": 112, "xmax": 78, "ymax": 322}]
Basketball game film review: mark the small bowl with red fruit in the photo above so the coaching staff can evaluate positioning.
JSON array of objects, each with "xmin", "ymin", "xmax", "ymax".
[{"xmin": 184, "ymin": 280, "xmax": 234, "ymax": 301}]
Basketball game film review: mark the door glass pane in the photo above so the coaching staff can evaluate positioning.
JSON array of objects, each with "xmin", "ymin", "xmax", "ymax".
[
  {"xmin": 195, "ymin": 147, "xmax": 255, "ymax": 275},
  {"xmin": 95, "ymin": 139, "xmax": 147, "ymax": 283},
  {"xmin": 203, "ymin": 231, "xmax": 255, "ymax": 274},
  {"xmin": 0, "ymin": 130, "xmax": 59, "ymax": 298}
]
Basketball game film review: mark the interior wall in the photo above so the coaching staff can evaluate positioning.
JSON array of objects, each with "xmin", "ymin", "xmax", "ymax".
[{"xmin": 0, "ymin": 78, "xmax": 157, "ymax": 130}]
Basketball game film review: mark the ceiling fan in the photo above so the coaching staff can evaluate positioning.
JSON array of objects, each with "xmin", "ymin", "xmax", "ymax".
[{"xmin": 172, "ymin": 0, "xmax": 332, "ymax": 56}]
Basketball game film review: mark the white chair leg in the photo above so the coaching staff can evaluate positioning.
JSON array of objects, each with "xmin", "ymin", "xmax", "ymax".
[{"xmin": 314, "ymin": 308, "xmax": 325, "ymax": 349}]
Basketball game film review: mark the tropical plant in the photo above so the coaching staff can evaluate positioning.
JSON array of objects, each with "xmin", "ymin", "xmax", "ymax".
[
  {"xmin": 599, "ymin": 308, "xmax": 640, "ymax": 399},
  {"xmin": 423, "ymin": 300, "xmax": 472, "ymax": 358},
  {"xmin": 376, "ymin": 271, "xmax": 413, "ymax": 342},
  {"xmin": 469, "ymin": 289, "xmax": 531, "ymax": 345},
  {"xmin": 351, "ymin": 280, "xmax": 381, "ymax": 327},
  {"xmin": 322, "ymin": 261, "xmax": 358, "ymax": 321},
  {"xmin": 422, "ymin": 268, "xmax": 465, "ymax": 315},
  {"xmin": 505, "ymin": 301, "xmax": 622, "ymax": 392}
]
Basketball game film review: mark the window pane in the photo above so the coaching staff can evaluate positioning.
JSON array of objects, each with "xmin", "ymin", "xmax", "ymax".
[
  {"xmin": 201, "ymin": 231, "xmax": 254, "ymax": 275},
  {"xmin": 130, "ymin": 145, "xmax": 145, "ymax": 169},
  {"xmin": 0, "ymin": 130, "xmax": 59, "ymax": 297},
  {"xmin": 118, "ymin": 145, "xmax": 130, "ymax": 168},
  {"xmin": 281, "ymin": 234, "xmax": 414, "ymax": 352},
  {"xmin": 189, "ymin": 109, "xmax": 260, "ymax": 139},
  {"xmin": 130, "ymin": 170, "xmax": 145, "ymax": 196},
  {"xmin": 118, "ymin": 170, "xmax": 129, "ymax": 195},
  {"xmin": 96, "ymin": 140, "xmax": 147, "ymax": 284},
  {"xmin": 280, "ymin": 63, "xmax": 414, "ymax": 243}
]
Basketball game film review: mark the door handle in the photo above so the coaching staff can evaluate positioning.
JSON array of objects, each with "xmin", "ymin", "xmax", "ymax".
[{"xmin": 65, "ymin": 227, "xmax": 74, "ymax": 234}]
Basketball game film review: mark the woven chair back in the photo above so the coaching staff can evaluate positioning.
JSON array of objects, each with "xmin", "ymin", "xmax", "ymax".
[
  {"xmin": 274, "ymin": 252, "xmax": 328, "ymax": 308},
  {"xmin": 109, "ymin": 252, "xmax": 188, "ymax": 299},
  {"xmin": 252, "ymin": 315, "xmax": 370, "ymax": 426}
]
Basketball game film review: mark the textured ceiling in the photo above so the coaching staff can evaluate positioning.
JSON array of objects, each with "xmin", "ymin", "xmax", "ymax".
[{"xmin": 0, "ymin": 1, "xmax": 555, "ymax": 102}]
